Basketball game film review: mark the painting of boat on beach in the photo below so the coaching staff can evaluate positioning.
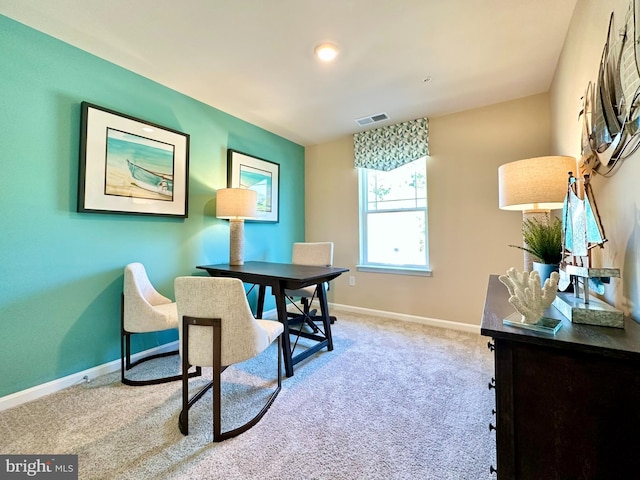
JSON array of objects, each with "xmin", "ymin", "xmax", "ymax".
[
  {"xmin": 105, "ymin": 128, "xmax": 175, "ymax": 201},
  {"xmin": 79, "ymin": 102, "xmax": 189, "ymax": 217}
]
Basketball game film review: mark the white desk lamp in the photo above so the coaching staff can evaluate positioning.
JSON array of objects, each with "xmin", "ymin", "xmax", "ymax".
[{"xmin": 216, "ymin": 188, "xmax": 257, "ymax": 266}]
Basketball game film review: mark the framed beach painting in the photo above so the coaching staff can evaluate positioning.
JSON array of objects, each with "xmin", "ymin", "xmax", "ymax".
[
  {"xmin": 78, "ymin": 102, "xmax": 190, "ymax": 217},
  {"xmin": 227, "ymin": 149, "xmax": 279, "ymax": 223}
]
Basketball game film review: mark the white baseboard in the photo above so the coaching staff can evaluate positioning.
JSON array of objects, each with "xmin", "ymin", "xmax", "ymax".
[
  {"xmin": 329, "ymin": 303, "xmax": 481, "ymax": 334},
  {"xmin": 0, "ymin": 341, "xmax": 178, "ymax": 413},
  {"xmin": 282, "ymin": 300, "xmax": 479, "ymax": 333},
  {"xmin": 1, "ymin": 305, "xmax": 478, "ymax": 412}
]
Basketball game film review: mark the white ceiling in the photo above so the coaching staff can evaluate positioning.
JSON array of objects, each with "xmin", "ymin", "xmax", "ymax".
[{"xmin": 0, "ymin": 0, "xmax": 577, "ymax": 146}]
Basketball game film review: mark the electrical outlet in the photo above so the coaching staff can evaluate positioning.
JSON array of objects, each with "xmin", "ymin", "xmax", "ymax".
[{"xmin": 349, "ymin": 276, "xmax": 356, "ymax": 286}]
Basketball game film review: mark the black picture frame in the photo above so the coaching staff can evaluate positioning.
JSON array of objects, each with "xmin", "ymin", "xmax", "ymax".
[
  {"xmin": 78, "ymin": 102, "xmax": 189, "ymax": 217},
  {"xmin": 227, "ymin": 149, "xmax": 280, "ymax": 223}
]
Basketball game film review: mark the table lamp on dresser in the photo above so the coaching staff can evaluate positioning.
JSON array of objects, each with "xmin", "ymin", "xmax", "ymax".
[
  {"xmin": 498, "ymin": 155, "xmax": 576, "ymax": 271},
  {"xmin": 216, "ymin": 188, "xmax": 257, "ymax": 265}
]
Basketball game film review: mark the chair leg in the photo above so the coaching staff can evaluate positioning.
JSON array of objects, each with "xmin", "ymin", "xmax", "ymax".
[
  {"xmin": 212, "ymin": 319, "xmax": 222, "ymax": 441},
  {"xmin": 213, "ymin": 336, "xmax": 282, "ymax": 442},
  {"xmin": 121, "ymin": 326, "xmax": 126, "ymax": 385},
  {"xmin": 303, "ymin": 295, "xmax": 337, "ymax": 326},
  {"xmin": 180, "ymin": 332, "xmax": 190, "ymax": 435},
  {"xmin": 178, "ymin": 316, "xmax": 282, "ymax": 442},
  {"xmin": 179, "ymin": 315, "xmax": 220, "ymax": 437},
  {"xmin": 179, "ymin": 316, "xmax": 213, "ymax": 435},
  {"xmin": 122, "ymin": 293, "xmax": 200, "ymax": 386},
  {"xmin": 286, "ymin": 296, "xmax": 319, "ymax": 333},
  {"xmin": 121, "ymin": 330, "xmax": 201, "ymax": 386},
  {"xmin": 302, "ymin": 298, "xmax": 320, "ymax": 332}
]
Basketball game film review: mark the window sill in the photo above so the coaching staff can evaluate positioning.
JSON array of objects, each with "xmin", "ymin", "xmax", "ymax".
[{"xmin": 356, "ymin": 265, "xmax": 432, "ymax": 277}]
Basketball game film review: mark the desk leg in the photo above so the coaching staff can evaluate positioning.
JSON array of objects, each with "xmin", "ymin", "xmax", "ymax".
[
  {"xmin": 317, "ymin": 283, "xmax": 333, "ymax": 351},
  {"xmin": 272, "ymin": 283, "xmax": 294, "ymax": 377},
  {"xmin": 256, "ymin": 285, "xmax": 266, "ymax": 318}
]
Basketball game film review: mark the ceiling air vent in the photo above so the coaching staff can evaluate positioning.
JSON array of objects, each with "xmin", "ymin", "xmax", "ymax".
[{"xmin": 355, "ymin": 112, "xmax": 389, "ymax": 126}]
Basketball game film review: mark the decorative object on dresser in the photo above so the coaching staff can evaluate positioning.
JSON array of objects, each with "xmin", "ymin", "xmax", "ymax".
[
  {"xmin": 498, "ymin": 155, "xmax": 577, "ymax": 271},
  {"xmin": 498, "ymin": 267, "xmax": 561, "ymax": 334},
  {"xmin": 509, "ymin": 217, "xmax": 562, "ymax": 283},
  {"xmin": 481, "ymin": 275, "xmax": 640, "ymax": 479},
  {"xmin": 555, "ymin": 172, "xmax": 623, "ymax": 328},
  {"xmin": 216, "ymin": 188, "xmax": 257, "ymax": 266}
]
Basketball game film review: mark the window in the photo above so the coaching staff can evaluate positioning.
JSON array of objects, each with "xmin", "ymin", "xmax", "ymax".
[{"xmin": 358, "ymin": 157, "xmax": 429, "ymax": 275}]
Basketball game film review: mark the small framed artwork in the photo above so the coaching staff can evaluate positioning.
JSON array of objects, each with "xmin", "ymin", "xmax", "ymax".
[
  {"xmin": 78, "ymin": 102, "xmax": 190, "ymax": 217},
  {"xmin": 227, "ymin": 149, "xmax": 280, "ymax": 222}
]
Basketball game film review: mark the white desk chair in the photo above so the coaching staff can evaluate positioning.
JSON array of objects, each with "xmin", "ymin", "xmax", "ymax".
[
  {"xmin": 175, "ymin": 276, "xmax": 283, "ymax": 442},
  {"xmin": 121, "ymin": 262, "xmax": 200, "ymax": 386},
  {"xmin": 285, "ymin": 242, "xmax": 335, "ymax": 331}
]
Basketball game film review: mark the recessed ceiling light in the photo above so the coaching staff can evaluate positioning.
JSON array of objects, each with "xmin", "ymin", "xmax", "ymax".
[
  {"xmin": 142, "ymin": 127, "xmax": 154, "ymax": 133},
  {"xmin": 314, "ymin": 43, "xmax": 339, "ymax": 62}
]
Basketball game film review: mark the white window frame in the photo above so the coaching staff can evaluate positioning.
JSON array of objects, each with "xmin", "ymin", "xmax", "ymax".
[{"xmin": 357, "ymin": 158, "xmax": 431, "ymax": 276}]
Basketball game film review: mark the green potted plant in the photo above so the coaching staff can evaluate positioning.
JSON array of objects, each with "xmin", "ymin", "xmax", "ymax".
[{"xmin": 510, "ymin": 217, "xmax": 563, "ymax": 281}]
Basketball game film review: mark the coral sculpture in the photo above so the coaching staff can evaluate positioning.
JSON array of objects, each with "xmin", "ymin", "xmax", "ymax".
[{"xmin": 498, "ymin": 268, "xmax": 559, "ymax": 324}]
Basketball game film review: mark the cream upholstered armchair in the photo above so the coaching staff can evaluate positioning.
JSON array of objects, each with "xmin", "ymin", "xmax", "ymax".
[
  {"xmin": 175, "ymin": 276, "xmax": 283, "ymax": 442},
  {"xmin": 285, "ymin": 242, "xmax": 335, "ymax": 330},
  {"xmin": 121, "ymin": 263, "xmax": 200, "ymax": 386}
]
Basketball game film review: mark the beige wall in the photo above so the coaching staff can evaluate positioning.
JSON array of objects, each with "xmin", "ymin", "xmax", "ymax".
[
  {"xmin": 551, "ymin": 0, "xmax": 640, "ymax": 320},
  {"xmin": 306, "ymin": 94, "xmax": 552, "ymax": 325}
]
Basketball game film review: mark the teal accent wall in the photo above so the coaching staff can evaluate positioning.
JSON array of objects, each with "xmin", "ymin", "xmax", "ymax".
[{"xmin": 0, "ymin": 15, "xmax": 305, "ymax": 398}]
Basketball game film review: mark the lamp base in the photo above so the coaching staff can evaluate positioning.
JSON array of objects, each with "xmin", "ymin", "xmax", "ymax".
[{"xmin": 229, "ymin": 219, "xmax": 245, "ymax": 266}]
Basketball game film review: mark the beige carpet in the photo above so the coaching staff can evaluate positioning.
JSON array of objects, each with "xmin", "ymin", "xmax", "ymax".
[{"xmin": 0, "ymin": 309, "xmax": 497, "ymax": 479}]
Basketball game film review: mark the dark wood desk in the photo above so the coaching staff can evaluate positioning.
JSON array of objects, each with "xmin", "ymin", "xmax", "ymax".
[
  {"xmin": 197, "ymin": 261, "xmax": 349, "ymax": 377},
  {"xmin": 481, "ymin": 274, "xmax": 640, "ymax": 479}
]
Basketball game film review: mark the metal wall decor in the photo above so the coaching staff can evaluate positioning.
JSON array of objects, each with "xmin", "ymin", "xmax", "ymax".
[{"xmin": 580, "ymin": 2, "xmax": 640, "ymax": 177}]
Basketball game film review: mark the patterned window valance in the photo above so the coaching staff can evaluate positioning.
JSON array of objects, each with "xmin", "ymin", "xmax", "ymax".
[{"xmin": 353, "ymin": 117, "xmax": 429, "ymax": 171}]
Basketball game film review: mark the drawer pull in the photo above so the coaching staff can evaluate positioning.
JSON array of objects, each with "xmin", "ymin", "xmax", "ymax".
[
  {"xmin": 488, "ymin": 377, "xmax": 496, "ymax": 390},
  {"xmin": 489, "ymin": 422, "xmax": 496, "ymax": 432},
  {"xmin": 490, "ymin": 465, "xmax": 497, "ymax": 474},
  {"xmin": 487, "ymin": 341, "xmax": 495, "ymax": 351}
]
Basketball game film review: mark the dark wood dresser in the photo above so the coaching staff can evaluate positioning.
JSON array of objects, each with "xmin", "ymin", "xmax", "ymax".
[{"xmin": 481, "ymin": 275, "xmax": 640, "ymax": 479}]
